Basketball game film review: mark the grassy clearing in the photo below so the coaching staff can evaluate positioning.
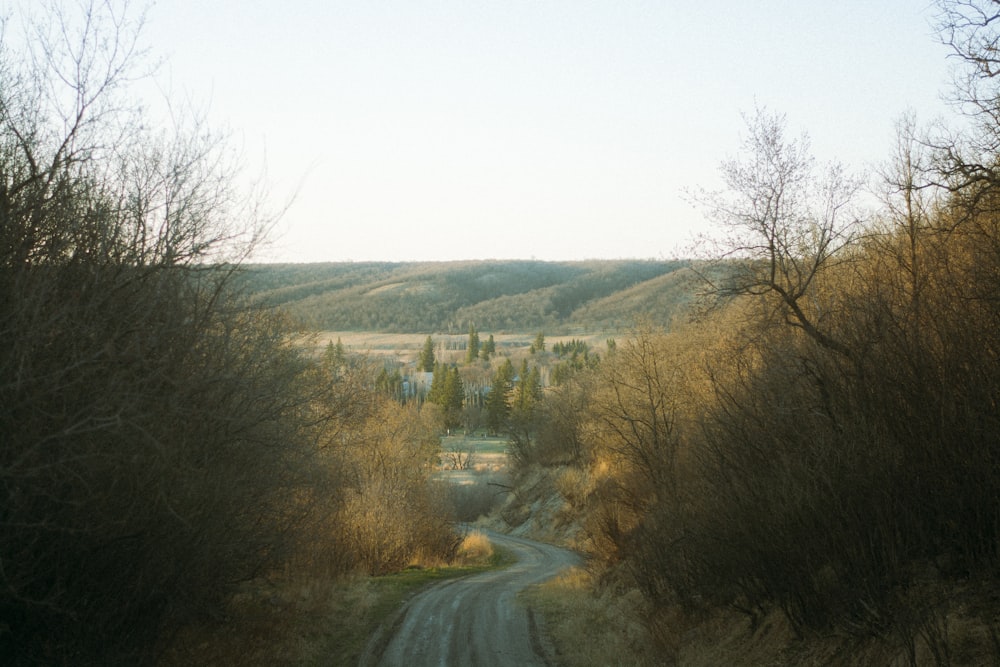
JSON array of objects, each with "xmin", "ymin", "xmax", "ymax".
[
  {"xmin": 437, "ymin": 434, "xmax": 512, "ymax": 521},
  {"xmin": 440, "ymin": 433, "xmax": 509, "ymax": 456},
  {"xmin": 316, "ymin": 332, "xmax": 613, "ymax": 356},
  {"xmin": 160, "ymin": 532, "xmax": 511, "ymax": 666}
]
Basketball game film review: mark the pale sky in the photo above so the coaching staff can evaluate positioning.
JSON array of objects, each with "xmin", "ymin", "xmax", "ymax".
[{"xmin": 137, "ymin": 1, "xmax": 953, "ymax": 263}]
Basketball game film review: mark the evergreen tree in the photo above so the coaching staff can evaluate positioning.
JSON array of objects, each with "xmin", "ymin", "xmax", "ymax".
[
  {"xmin": 516, "ymin": 359, "xmax": 531, "ymax": 410},
  {"xmin": 514, "ymin": 360, "xmax": 543, "ymax": 412},
  {"xmin": 508, "ymin": 361, "xmax": 543, "ymax": 467},
  {"xmin": 426, "ymin": 364, "xmax": 465, "ymax": 430},
  {"xmin": 528, "ymin": 364, "xmax": 542, "ymax": 403},
  {"xmin": 465, "ymin": 324, "xmax": 480, "ymax": 364},
  {"xmin": 443, "ymin": 367, "xmax": 465, "ymax": 429},
  {"xmin": 480, "ymin": 334, "xmax": 496, "ymax": 361},
  {"xmin": 427, "ymin": 362, "xmax": 446, "ymax": 405},
  {"xmin": 485, "ymin": 358, "xmax": 515, "ymax": 434},
  {"xmin": 418, "ymin": 335, "xmax": 435, "ymax": 372},
  {"xmin": 323, "ymin": 337, "xmax": 347, "ymax": 373},
  {"xmin": 530, "ymin": 332, "xmax": 545, "ymax": 354}
]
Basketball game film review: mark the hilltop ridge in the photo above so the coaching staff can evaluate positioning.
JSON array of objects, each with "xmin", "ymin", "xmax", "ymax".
[{"xmin": 239, "ymin": 259, "xmax": 703, "ymax": 333}]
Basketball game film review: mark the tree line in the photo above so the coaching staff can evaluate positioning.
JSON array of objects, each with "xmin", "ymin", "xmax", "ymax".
[{"xmin": 376, "ymin": 328, "xmax": 562, "ymax": 436}]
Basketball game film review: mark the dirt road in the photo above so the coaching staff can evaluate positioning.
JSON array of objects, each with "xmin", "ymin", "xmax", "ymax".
[{"xmin": 359, "ymin": 530, "xmax": 581, "ymax": 667}]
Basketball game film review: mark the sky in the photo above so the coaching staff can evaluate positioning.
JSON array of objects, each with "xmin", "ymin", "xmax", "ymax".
[{"xmin": 135, "ymin": 1, "xmax": 954, "ymax": 263}]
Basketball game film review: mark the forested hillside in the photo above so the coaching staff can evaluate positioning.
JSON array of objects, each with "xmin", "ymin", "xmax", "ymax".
[{"xmin": 238, "ymin": 259, "xmax": 696, "ymax": 333}]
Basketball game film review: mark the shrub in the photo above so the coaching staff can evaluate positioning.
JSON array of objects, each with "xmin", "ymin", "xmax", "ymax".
[{"xmin": 0, "ymin": 6, "xmax": 338, "ymax": 662}]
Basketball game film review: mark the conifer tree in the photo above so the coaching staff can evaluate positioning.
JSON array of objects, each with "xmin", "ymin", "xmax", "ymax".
[
  {"xmin": 418, "ymin": 335, "xmax": 435, "ymax": 372},
  {"xmin": 375, "ymin": 366, "xmax": 404, "ymax": 400},
  {"xmin": 530, "ymin": 332, "xmax": 546, "ymax": 354},
  {"xmin": 324, "ymin": 337, "xmax": 347, "ymax": 373},
  {"xmin": 425, "ymin": 364, "xmax": 464, "ymax": 429},
  {"xmin": 485, "ymin": 358, "xmax": 515, "ymax": 434},
  {"xmin": 480, "ymin": 334, "xmax": 496, "ymax": 360},
  {"xmin": 514, "ymin": 360, "xmax": 543, "ymax": 412},
  {"xmin": 465, "ymin": 324, "xmax": 480, "ymax": 364},
  {"xmin": 427, "ymin": 362, "xmax": 446, "ymax": 405},
  {"xmin": 528, "ymin": 364, "xmax": 542, "ymax": 403}
]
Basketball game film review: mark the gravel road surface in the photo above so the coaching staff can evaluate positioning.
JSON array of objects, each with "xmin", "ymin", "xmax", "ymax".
[{"xmin": 359, "ymin": 530, "xmax": 581, "ymax": 667}]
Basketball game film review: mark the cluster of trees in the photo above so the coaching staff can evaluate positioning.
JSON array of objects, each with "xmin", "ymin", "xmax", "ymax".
[
  {"xmin": 462, "ymin": 323, "xmax": 496, "ymax": 363},
  {"xmin": 321, "ymin": 362, "xmax": 456, "ymax": 578},
  {"xmin": 506, "ymin": 1, "xmax": 1000, "ymax": 659},
  {"xmin": 427, "ymin": 363, "xmax": 465, "ymax": 429},
  {"xmin": 391, "ymin": 327, "xmax": 573, "ymax": 436},
  {"xmin": 0, "ymin": 6, "xmax": 456, "ymax": 664},
  {"xmin": 550, "ymin": 337, "xmax": 603, "ymax": 385}
]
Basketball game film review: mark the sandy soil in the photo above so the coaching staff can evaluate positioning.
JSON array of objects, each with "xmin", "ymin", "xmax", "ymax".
[{"xmin": 359, "ymin": 530, "xmax": 581, "ymax": 667}]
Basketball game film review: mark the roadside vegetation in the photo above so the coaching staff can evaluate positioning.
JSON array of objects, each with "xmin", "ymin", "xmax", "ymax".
[
  {"xmin": 159, "ymin": 530, "xmax": 508, "ymax": 667},
  {"xmin": 0, "ymin": 4, "xmax": 484, "ymax": 664},
  {"xmin": 494, "ymin": 2, "xmax": 1000, "ymax": 664}
]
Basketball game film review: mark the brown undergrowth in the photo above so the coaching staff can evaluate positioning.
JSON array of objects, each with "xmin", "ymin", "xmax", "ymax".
[
  {"xmin": 503, "ymin": 465, "xmax": 1000, "ymax": 667},
  {"xmin": 158, "ymin": 530, "xmax": 506, "ymax": 666}
]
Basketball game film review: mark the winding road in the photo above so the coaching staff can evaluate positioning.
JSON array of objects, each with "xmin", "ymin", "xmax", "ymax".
[{"xmin": 359, "ymin": 530, "xmax": 581, "ymax": 667}]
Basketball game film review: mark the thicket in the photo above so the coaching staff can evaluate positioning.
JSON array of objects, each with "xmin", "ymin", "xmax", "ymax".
[
  {"xmin": 510, "ymin": 2, "xmax": 1000, "ymax": 660},
  {"xmin": 0, "ymin": 5, "xmax": 456, "ymax": 664}
]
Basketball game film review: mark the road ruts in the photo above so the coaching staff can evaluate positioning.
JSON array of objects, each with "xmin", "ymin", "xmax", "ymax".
[{"xmin": 359, "ymin": 530, "xmax": 581, "ymax": 667}]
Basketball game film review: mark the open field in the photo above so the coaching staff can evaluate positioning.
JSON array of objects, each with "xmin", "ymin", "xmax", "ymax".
[
  {"xmin": 313, "ymin": 331, "xmax": 616, "ymax": 364},
  {"xmin": 437, "ymin": 434, "xmax": 509, "ymax": 481},
  {"xmin": 435, "ymin": 434, "xmax": 512, "ymax": 523}
]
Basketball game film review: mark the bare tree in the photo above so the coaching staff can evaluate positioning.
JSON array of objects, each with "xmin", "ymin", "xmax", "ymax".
[
  {"xmin": 0, "ymin": 3, "xmax": 319, "ymax": 664},
  {"xmin": 596, "ymin": 325, "xmax": 682, "ymax": 499},
  {"xmin": 692, "ymin": 108, "xmax": 863, "ymax": 357},
  {"xmin": 443, "ymin": 447, "xmax": 475, "ymax": 470},
  {"xmin": 931, "ymin": 0, "xmax": 1000, "ymax": 197}
]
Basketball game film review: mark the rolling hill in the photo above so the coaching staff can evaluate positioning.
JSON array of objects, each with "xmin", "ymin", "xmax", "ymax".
[{"xmin": 237, "ymin": 259, "xmax": 706, "ymax": 334}]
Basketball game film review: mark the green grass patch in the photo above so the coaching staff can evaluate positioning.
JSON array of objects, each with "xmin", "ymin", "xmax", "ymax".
[{"xmin": 317, "ymin": 545, "xmax": 514, "ymax": 666}]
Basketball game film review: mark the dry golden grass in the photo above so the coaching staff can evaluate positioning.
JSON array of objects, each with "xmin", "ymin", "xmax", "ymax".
[
  {"xmin": 313, "ymin": 331, "xmax": 614, "ymax": 365},
  {"xmin": 521, "ymin": 567, "xmax": 668, "ymax": 666},
  {"xmin": 454, "ymin": 529, "xmax": 494, "ymax": 565},
  {"xmin": 525, "ymin": 571, "xmax": 1000, "ymax": 667}
]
